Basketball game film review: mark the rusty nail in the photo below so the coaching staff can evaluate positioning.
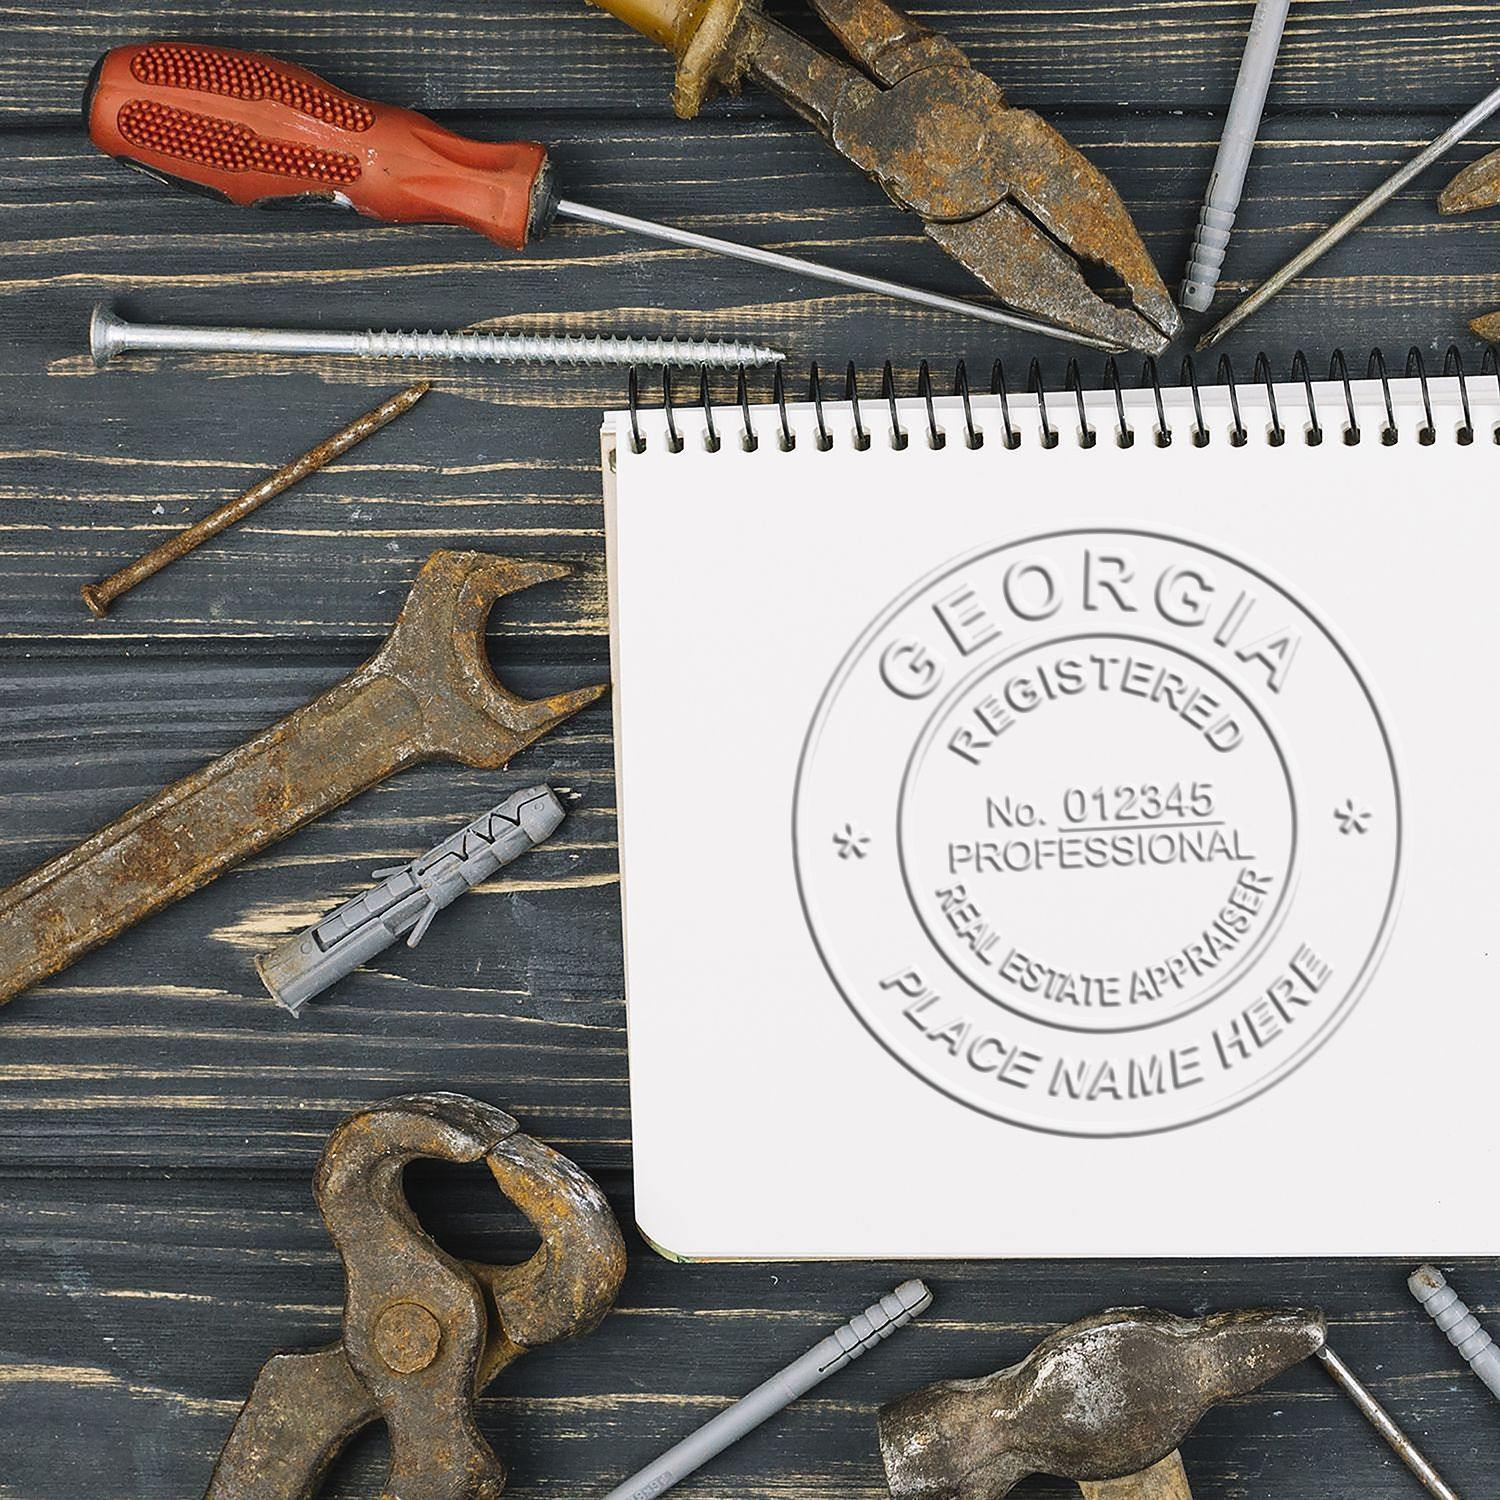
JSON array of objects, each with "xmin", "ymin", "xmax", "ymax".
[{"xmin": 80, "ymin": 381, "xmax": 430, "ymax": 617}]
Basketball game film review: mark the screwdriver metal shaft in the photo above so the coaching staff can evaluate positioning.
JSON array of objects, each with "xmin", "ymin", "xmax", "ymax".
[{"xmin": 555, "ymin": 199, "xmax": 1122, "ymax": 352}]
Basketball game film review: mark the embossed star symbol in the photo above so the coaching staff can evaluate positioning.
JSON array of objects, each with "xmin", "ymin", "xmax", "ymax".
[
  {"xmin": 1334, "ymin": 799, "xmax": 1372, "ymax": 835},
  {"xmin": 833, "ymin": 823, "xmax": 871, "ymax": 860}
]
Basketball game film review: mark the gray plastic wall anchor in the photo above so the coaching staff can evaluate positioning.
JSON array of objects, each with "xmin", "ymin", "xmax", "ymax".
[
  {"xmin": 600, "ymin": 1280, "xmax": 932, "ymax": 1500},
  {"xmin": 1409, "ymin": 1264, "xmax": 1500, "ymax": 1404},
  {"xmin": 257, "ymin": 784, "xmax": 566, "ymax": 1016},
  {"xmin": 1180, "ymin": 0, "xmax": 1293, "ymax": 313}
]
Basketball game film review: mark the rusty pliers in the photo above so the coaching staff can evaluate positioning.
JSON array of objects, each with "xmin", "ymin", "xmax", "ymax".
[
  {"xmin": 1440, "ymin": 150, "xmax": 1500, "ymax": 341},
  {"xmin": 203, "ymin": 1094, "xmax": 627, "ymax": 1500},
  {"xmin": 590, "ymin": 0, "xmax": 1181, "ymax": 352}
]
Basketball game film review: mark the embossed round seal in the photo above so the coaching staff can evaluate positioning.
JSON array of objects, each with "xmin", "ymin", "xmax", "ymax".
[{"xmin": 794, "ymin": 530, "xmax": 1401, "ymax": 1136}]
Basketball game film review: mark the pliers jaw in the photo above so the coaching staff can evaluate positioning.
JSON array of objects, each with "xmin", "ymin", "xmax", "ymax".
[
  {"xmin": 594, "ymin": 0, "xmax": 1180, "ymax": 352},
  {"xmin": 1439, "ymin": 148, "xmax": 1500, "ymax": 341}
]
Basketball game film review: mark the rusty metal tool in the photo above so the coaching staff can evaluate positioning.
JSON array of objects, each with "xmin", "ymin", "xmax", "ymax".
[
  {"xmin": 1198, "ymin": 79, "xmax": 1500, "ymax": 349},
  {"xmin": 587, "ymin": 0, "xmax": 1181, "ymax": 354},
  {"xmin": 81, "ymin": 382, "xmax": 430, "ymax": 618},
  {"xmin": 203, "ymin": 1092, "xmax": 627, "ymax": 1500},
  {"xmin": 879, "ymin": 1306, "xmax": 1461, "ymax": 1500},
  {"xmin": 878, "ymin": 1307, "xmax": 1324, "ymax": 1500},
  {"xmin": 0, "ymin": 551, "xmax": 604, "ymax": 1006},
  {"xmin": 257, "ymin": 783, "xmax": 569, "ymax": 1016},
  {"xmin": 86, "ymin": 43, "xmax": 1094, "ymax": 348},
  {"xmin": 1438, "ymin": 152, "xmax": 1500, "ymax": 341}
]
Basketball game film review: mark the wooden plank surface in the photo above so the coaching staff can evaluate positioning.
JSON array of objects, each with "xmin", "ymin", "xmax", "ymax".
[{"xmin": 1, "ymin": 0, "xmax": 1497, "ymax": 1496}]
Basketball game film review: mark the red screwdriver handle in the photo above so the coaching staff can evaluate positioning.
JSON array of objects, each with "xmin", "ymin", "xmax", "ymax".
[{"xmin": 86, "ymin": 42, "xmax": 555, "ymax": 250}]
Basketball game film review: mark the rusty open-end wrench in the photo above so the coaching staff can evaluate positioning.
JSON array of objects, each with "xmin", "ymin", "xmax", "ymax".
[
  {"xmin": 204, "ymin": 1092, "xmax": 627, "ymax": 1500},
  {"xmin": 0, "ymin": 552, "xmax": 604, "ymax": 1005}
]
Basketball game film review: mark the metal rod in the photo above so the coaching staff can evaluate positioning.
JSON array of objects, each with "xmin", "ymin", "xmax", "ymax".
[
  {"xmin": 1315, "ymin": 1345, "xmax": 1462, "ymax": 1500},
  {"xmin": 556, "ymin": 199, "xmax": 1123, "ymax": 353},
  {"xmin": 80, "ymin": 382, "xmax": 430, "ymax": 618},
  {"xmin": 88, "ymin": 303, "xmax": 783, "ymax": 370},
  {"xmin": 1198, "ymin": 79, "xmax": 1500, "ymax": 349}
]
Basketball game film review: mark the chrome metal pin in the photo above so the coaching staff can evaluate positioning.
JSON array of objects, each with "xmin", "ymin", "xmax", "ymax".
[
  {"xmin": 89, "ymin": 304, "xmax": 784, "ymax": 370},
  {"xmin": 1199, "ymin": 78, "xmax": 1500, "ymax": 348},
  {"xmin": 556, "ymin": 199, "xmax": 1123, "ymax": 352},
  {"xmin": 1410, "ymin": 1265, "xmax": 1500, "ymax": 1405},
  {"xmin": 80, "ymin": 381, "xmax": 430, "ymax": 617},
  {"xmin": 1315, "ymin": 1345, "xmax": 1462, "ymax": 1500}
]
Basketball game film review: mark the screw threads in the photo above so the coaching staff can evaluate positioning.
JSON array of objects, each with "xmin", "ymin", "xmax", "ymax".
[
  {"xmin": 1410, "ymin": 1264, "xmax": 1500, "ymax": 1401},
  {"xmin": 86, "ymin": 304, "xmax": 783, "ymax": 371},
  {"xmin": 357, "ymin": 327, "xmax": 778, "ymax": 369}
]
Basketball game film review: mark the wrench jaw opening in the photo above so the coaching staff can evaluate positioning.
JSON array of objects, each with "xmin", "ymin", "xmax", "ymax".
[{"xmin": 377, "ymin": 550, "xmax": 610, "ymax": 770}]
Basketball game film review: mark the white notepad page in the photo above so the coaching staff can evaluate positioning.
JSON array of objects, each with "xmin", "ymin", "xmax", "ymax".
[{"xmin": 604, "ymin": 369, "xmax": 1498, "ymax": 1259}]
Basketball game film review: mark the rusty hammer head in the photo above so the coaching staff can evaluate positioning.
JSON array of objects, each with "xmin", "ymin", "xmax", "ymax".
[{"xmin": 878, "ymin": 1307, "xmax": 1326, "ymax": 1500}]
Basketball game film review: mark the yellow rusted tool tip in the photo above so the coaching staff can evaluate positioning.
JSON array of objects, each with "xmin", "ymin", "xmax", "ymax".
[
  {"xmin": 1439, "ymin": 149, "xmax": 1500, "ymax": 216},
  {"xmin": 1471, "ymin": 311, "xmax": 1500, "ymax": 344}
]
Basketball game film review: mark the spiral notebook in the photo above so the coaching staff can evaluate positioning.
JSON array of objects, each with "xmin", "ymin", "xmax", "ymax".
[{"xmin": 602, "ymin": 357, "xmax": 1499, "ymax": 1260}]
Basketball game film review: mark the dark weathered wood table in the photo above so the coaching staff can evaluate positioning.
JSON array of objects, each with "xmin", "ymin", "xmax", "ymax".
[{"xmin": 1, "ymin": 1, "xmax": 1496, "ymax": 1495}]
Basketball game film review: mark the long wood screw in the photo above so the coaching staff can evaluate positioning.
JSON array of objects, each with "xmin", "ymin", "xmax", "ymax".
[
  {"xmin": 80, "ymin": 382, "xmax": 429, "ymax": 617},
  {"xmin": 89, "ymin": 304, "xmax": 783, "ymax": 370}
]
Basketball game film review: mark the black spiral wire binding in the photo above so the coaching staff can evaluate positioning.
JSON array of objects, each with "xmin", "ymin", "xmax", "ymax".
[
  {"xmin": 1445, "ymin": 346, "xmax": 1474, "ymax": 444},
  {"xmin": 1027, "ymin": 359, "xmax": 1058, "ymax": 449},
  {"xmin": 771, "ymin": 364, "xmax": 795, "ymax": 450},
  {"xmin": 1180, "ymin": 356, "xmax": 1210, "ymax": 448},
  {"xmin": 1290, "ymin": 351, "xmax": 1323, "ymax": 445},
  {"xmin": 1143, "ymin": 357, "xmax": 1171, "ymax": 447},
  {"xmin": 953, "ymin": 361, "xmax": 981, "ymax": 448},
  {"xmin": 1217, "ymin": 355, "xmax": 1248, "ymax": 446},
  {"xmin": 809, "ymin": 363, "xmax": 832, "ymax": 450},
  {"xmin": 989, "ymin": 361, "xmax": 1020, "ymax": 448},
  {"xmin": 1368, "ymin": 349, "xmax": 1399, "ymax": 445},
  {"xmin": 627, "ymin": 347, "xmax": 1493, "ymax": 451},
  {"xmin": 735, "ymin": 367, "xmax": 758, "ymax": 452},
  {"xmin": 662, "ymin": 369, "xmax": 684, "ymax": 453},
  {"xmin": 1328, "ymin": 350, "xmax": 1361, "ymax": 443},
  {"xmin": 1064, "ymin": 360, "xmax": 1097, "ymax": 448},
  {"xmin": 1484, "ymin": 346, "xmax": 1500, "ymax": 442},
  {"xmin": 1405, "ymin": 348, "xmax": 1436, "ymax": 445},
  {"xmin": 845, "ymin": 360, "xmax": 870, "ymax": 450},
  {"xmin": 881, "ymin": 361, "xmax": 908, "ymax": 449},
  {"xmin": 1253, "ymin": 353, "xmax": 1285, "ymax": 446},
  {"xmin": 1103, "ymin": 358, "xmax": 1133, "ymax": 447},
  {"xmin": 916, "ymin": 361, "xmax": 945, "ymax": 449},
  {"xmin": 697, "ymin": 368, "xmax": 720, "ymax": 452}
]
